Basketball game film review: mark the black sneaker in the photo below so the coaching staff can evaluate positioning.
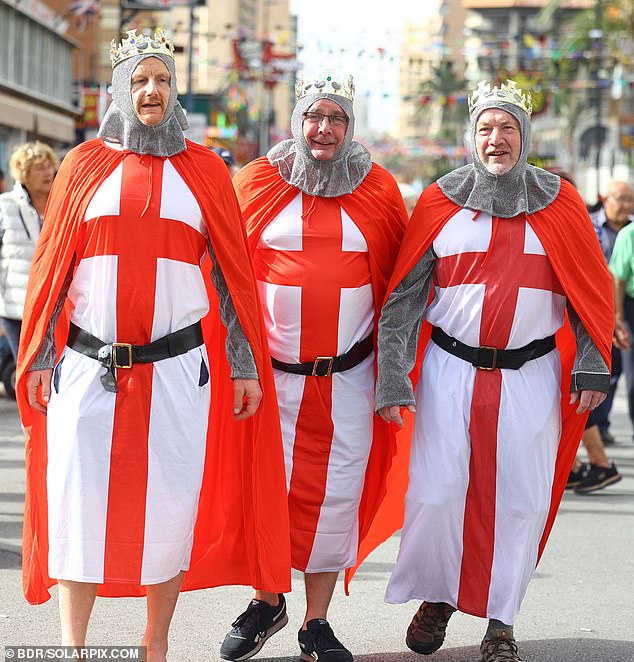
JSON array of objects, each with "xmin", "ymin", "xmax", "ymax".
[
  {"xmin": 298, "ymin": 619, "xmax": 353, "ymax": 662},
  {"xmin": 565, "ymin": 462, "xmax": 588, "ymax": 489},
  {"xmin": 220, "ymin": 594, "xmax": 288, "ymax": 661},
  {"xmin": 574, "ymin": 463, "xmax": 622, "ymax": 494}
]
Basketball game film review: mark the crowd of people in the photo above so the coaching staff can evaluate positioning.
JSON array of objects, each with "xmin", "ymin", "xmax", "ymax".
[{"xmin": 0, "ymin": 27, "xmax": 630, "ymax": 662}]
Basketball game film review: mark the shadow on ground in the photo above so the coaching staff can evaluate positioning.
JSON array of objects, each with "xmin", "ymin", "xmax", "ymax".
[{"xmin": 258, "ymin": 638, "xmax": 634, "ymax": 662}]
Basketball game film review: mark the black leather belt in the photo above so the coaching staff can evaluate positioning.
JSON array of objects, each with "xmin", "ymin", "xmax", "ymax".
[
  {"xmin": 431, "ymin": 326, "xmax": 556, "ymax": 370},
  {"xmin": 67, "ymin": 321, "xmax": 204, "ymax": 392},
  {"xmin": 271, "ymin": 335, "xmax": 373, "ymax": 377}
]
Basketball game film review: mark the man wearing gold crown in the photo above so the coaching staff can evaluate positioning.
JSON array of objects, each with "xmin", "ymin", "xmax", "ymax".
[
  {"xmin": 368, "ymin": 80, "xmax": 614, "ymax": 661},
  {"xmin": 16, "ymin": 28, "xmax": 290, "ymax": 660},
  {"xmin": 218, "ymin": 75, "xmax": 408, "ymax": 661}
]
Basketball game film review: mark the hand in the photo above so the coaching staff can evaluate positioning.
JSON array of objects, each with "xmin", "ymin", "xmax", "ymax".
[
  {"xmin": 614, "ymin": 318, "xmax": 630, "ymax": 351},
  {"xmin": 232, "ymin": 378, "xmax": 262, "ymax": 420},
  {"xmin": 377, "ymin": 404, "xmax": 416, "ymax": 428},
  {"xmin": 25, "ymin": 369, "xmax": 53, "ymax": 415},
  {"xmin": 570, "ymin": 389, "xmax": 607, "ymax": 414}
]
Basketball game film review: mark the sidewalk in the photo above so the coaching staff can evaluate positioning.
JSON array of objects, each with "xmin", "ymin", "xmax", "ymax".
[{"xmin": 1, "ymin": 386, "xmax": 633, "ymax": 661}]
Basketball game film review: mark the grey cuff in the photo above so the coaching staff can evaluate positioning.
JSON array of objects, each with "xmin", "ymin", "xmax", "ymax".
[
  {"xmin": 571, "ymin": 371, "xmax": 610, "ymax": 393},
  {"xmin": 375, "ymin": 389, "xmax": 416, "ymax": 412},
  {"xmin": 232, "ymin": 370, "xmax": 259, "ymax": 380},
  {"xmin": 567, "ymin": 303, "xmax": 609, "ymax": 394},
  {"xmin": 208, "ymin": 242, "xmax": 258, "ymax": 380}
]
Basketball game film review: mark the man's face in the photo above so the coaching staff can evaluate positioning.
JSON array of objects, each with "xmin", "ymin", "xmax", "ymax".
[
  {"xmin": 131, "ymin": 57, "xmax": 171, "ymax": 126},
  {"xmin": 302, "ymin": 99, "xmax": 348, "ymax": 161},
  {"xmin": 24, "ymin": 160, "xmax": 55, "ymax": 198},
  {"xmin": 475, "ymin": 108, "xmax": 522, "ymax": 176},
  {"xmin": 604, "ymin": 182, "xmax": 634, "ymax": 229}
]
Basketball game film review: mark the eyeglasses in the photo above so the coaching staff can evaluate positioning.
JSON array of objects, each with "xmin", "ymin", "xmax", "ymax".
[{"xmin": 303, "ymin": 111, "xmax": 348, "ymax": 127}]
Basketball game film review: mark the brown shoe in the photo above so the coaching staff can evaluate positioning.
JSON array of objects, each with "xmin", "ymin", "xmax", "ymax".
[
  {"xmin": 480, "ymin": 629, "xmax": 523, "ymax": 662},
  {"xmin": 405, "ymin": 602, "xmax": 456, "ymax": 655}
]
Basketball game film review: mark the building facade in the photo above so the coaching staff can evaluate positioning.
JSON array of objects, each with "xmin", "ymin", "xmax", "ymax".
[
  {"xmin": 0, "ymin": 0, "xmax": 80, "ymax": 176},
  {"xmin": 396, "ymin": 0, "xmax": 467, "ymax": 148},
  {"xmin": 463, "ymin": 0, "xmax": 631, "ymax": 199}
]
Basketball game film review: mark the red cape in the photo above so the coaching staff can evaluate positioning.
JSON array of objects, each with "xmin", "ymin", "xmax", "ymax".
[
  {"xmin": 17, "ymin": 139, "xmax": 291, "ymax": 604},
  {"xmin": 346, "ymin": 179, "xmax": 614, "ymax": 583},
  {"xmin": 233, "ymin": 157, "xmax": 409, "ymax": 593}
]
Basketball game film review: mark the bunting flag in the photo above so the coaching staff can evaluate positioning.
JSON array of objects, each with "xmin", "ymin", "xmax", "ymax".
[{"xmin": 67, "ymin": 0, "xmax": 100, "ymax": 31}]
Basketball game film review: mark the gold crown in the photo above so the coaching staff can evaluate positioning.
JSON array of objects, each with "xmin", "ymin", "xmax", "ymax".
[
  {"xmin": 296, "ymin": 74, "xmax": 355, "ymax": 102},
  {"xmin": 110, "ymin": 28, "xmax": 175, "ymax": 68},
  {"xmin": 468, "ymin": 80, "xmax": 533, "ymax": 117}
]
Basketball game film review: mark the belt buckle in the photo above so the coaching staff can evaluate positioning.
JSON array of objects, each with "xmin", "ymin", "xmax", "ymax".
[
  {"xmin": 312, "ymin": 356, "xmax": 334, "ymax": 377},
  {"xmin": 112, "ymin": 343, "xmax": 133, "ymax": 369},
  {"xmin": 477, "ymin": 346, "xmax": 498, "ymax": 370}
]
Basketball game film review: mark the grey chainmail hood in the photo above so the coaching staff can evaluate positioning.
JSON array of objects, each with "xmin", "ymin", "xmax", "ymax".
[
  {"xmin": 438, "ymin": 100, "xmax": 560, "ymax": 218},
  {"xmin": 267, "ymin": 93, "xmax": 372, "ymax": 197},
  {"xmin": 98, "ymin": 52, "xmax": 188, "ymax": 157}
]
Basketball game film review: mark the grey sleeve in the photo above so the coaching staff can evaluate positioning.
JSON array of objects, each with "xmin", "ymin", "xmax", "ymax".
[
  {"xmin": 29, "ymin": 259, "xmax": 75, "ymax": 371},
  {"xmin": 567, "ymin": 304, "xmax": 610, "ymax": 393},
  {"xmin": 375, "ymin": 246, "xmax": 436, "ymax": 410},
  {"xmin": 208, "ymin": 242, "xmax": 259, "ymax": 380}
]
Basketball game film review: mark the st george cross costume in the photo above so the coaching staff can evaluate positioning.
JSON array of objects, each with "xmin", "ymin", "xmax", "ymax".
[
  {"xmin": 370, "ymin": 81, "xmax": 613, "ymax": 627},
  {"xmin": 233, "ymin": 76, "xmax": 407, "ymax": 575},
  {"xmin": 17, "ymin": 31, "xmax": 290, "ymax": 605}
]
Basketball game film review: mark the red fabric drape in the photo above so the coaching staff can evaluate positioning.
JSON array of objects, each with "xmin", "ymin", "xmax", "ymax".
[
  {"xmin": 345, "ymin": 180, "xmax": 613, "ymax": 585},
  {"xmin": 17, "ymin": 139, "xmax": 291, "ymax": 604},
  {"xmin": 233, "ymin": 158, "xmax": 410, "ymax": 593}
]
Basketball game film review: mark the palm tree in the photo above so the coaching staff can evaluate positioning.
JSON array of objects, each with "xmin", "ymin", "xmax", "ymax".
[{"xmin": 418, "ymin": 60, "xmax": 469, "ymax": 145}]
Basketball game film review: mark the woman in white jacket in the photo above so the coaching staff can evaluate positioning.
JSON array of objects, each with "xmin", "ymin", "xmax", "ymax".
[{"xmin": 0, "ymin": 141, "xmax": 58, "ymax": 359}]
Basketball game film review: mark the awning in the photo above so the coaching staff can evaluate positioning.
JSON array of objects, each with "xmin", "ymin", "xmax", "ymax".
[{"xmin": 0, "ymin": 90, "xmax": 76, "ymax": 143}]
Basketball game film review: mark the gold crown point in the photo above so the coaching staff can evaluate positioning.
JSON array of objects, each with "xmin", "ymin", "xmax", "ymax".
[
  {"xmin": 296, "ymin": 74, "xmax": 355, "ymax": 102},
  {"xmin": 468, "ymin": 79, "xmax": 533, "ymax": 117},
  {"xmin": 110, "ymin": 28, "xmax": 175, "ymax": 68}
]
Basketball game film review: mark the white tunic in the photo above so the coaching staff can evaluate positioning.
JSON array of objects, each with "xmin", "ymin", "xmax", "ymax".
[
  {"xmin": 47, "ymin": 156, "xmax": 211, "ymax": 585},
  {"xmin": 386, "ymin": 209, "xmax": 566, "ymax": 624},
  {"xmin": 255, "ymin": 192, "xmax": 375, "ymax": 572}
]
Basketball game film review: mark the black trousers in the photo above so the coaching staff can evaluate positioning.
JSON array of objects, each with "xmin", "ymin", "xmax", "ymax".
[{"xmin": 618, "ymin": 294, "xmax": 634, "ymax": 432}]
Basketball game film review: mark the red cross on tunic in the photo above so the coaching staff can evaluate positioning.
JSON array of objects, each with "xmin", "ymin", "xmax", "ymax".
[
  {"xmin": 254, "ymin": 194, "xmax": 371, "ymax": 569},
  {"xmin": 433, "ymin": 214, "xmax": 564, "ymax": 616},
  {"xmin": 76, "ymin": 154, "xmax": 208, "ymax": 583}
]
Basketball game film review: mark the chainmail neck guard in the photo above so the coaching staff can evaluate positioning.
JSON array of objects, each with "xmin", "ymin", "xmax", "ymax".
[
  {"xmin": 438, "ymin": 101, "xmax": 560, "ymax": 217},
  {"xmin": 267, "ymin": 93, "xmax": 372, "ymax": 197},
  {"xmin": 98, "ymin": 53, "xmax": 188, "ymax": 157}
]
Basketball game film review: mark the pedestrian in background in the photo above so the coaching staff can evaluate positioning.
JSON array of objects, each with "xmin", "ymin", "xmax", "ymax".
[
  {"xmin": 609, "ymin": 197, "xmax": 634, "ymax": 444},
  {"xmin": 564, "ymin": 179, "xmax": 634, "ymax": 493},
  {"xmin": 211, "ymin": 145, "xmax": 239, "ymax": 176},
  {"xmin": 589, "ymin": 180, "xmax": 634, "ymax": 444},
  {"xmin": 567, "ymin": 421, "xmax": 622, "ymax": 494},
  {"xmin": 0, "ymin": 141, "xmax": 58, "ymax": 361}
]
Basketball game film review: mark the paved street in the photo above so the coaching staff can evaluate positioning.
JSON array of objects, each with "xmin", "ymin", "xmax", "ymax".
[{"xmin": 1, "ymin": 384, "xmax": 633, "ymax": 661}]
